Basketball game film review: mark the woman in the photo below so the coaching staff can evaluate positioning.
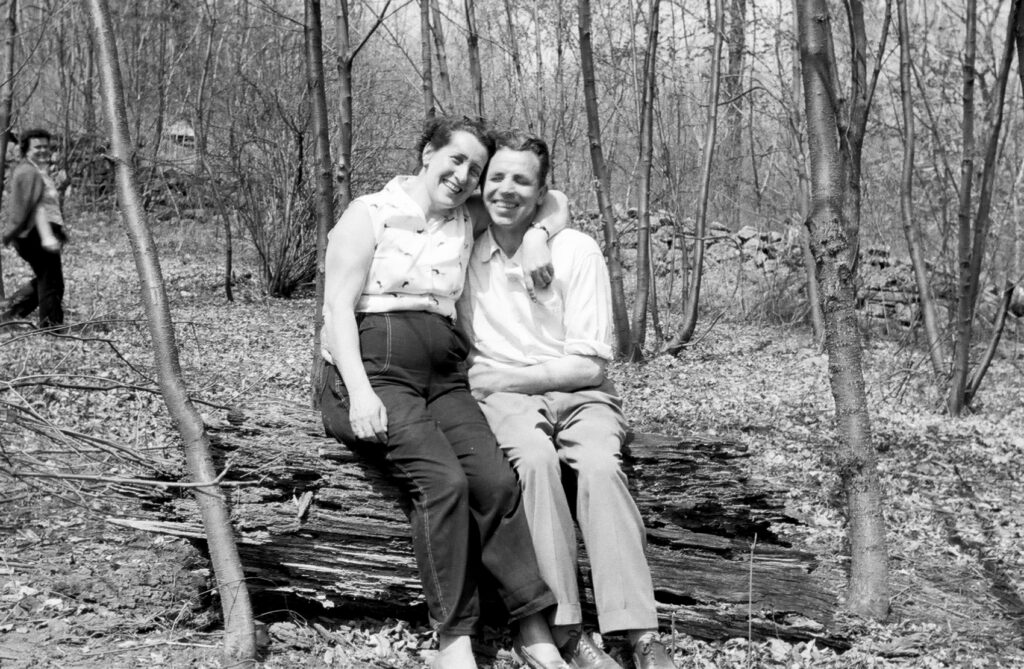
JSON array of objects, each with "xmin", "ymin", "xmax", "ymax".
[{"xmin": 319, "ymin": 116, "xmax": 570, "ymax": 669}]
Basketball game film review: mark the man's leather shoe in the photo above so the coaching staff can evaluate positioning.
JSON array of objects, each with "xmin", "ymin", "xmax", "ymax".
[
  {"xmin": 560, "ymin": 631, "xmax": 622, "ymax": 669},
  {"xmin": 632, "ymin": 635, "xmax": 675, "ymax": 669}
]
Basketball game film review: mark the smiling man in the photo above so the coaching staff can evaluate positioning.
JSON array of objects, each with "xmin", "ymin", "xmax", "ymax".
[{"xmin": 458, "ymin": 131, "xmax": 675, "ymax": 669}]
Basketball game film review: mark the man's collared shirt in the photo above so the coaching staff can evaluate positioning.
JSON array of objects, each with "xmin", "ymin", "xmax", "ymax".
[{"xmin": 460, "ymin": 227, "xmax": 614, "ymax": 370}]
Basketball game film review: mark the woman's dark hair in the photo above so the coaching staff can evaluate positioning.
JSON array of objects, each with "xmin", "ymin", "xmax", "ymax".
[
  {"xmin": 489, "ymin": 129, "xmax": 550, "ymax": 186},
  {"xmin": 19, "ymin": 128, "xmax": 51, "ymax": 155},
  {"xmin": 415, "ymin": 115, "xmax": 494, "ymax": 159}
]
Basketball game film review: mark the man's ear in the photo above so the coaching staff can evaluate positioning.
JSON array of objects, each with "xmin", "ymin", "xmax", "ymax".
[{"xmin": 537, "ymin": 184, "xmax": 549, "ymax": 205}]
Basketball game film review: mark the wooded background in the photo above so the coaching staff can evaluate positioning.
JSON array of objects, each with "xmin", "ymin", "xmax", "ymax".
[
  {"xmin": 2, "ymin": 0, "xmax": 1023, "ymax": 663},
  {"xmin": 6, "ymin": 0, "xmax": 1021, "ymax": 298}
]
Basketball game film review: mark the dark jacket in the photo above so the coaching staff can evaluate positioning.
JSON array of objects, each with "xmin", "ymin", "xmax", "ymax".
[{"xmin": 2, "ymin": 161, "xmax": 46, "ymax": 246}]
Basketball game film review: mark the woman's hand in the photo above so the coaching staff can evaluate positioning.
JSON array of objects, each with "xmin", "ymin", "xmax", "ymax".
[
  {"xmin": 348, "ymin": 387, "xmax": 389, "ymax": 443},
  {"xmin": 520, "ymin": 226, "xmax": 554, "ymax": 297}
]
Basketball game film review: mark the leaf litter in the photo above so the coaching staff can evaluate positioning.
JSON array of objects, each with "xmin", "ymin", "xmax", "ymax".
[{"xmin": 2, "ymin": 211, "xmax": 1023, "ymax": 666}]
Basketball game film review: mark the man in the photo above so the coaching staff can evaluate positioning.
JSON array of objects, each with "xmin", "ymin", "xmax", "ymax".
[
  {"xmin": 2, "ymin": 128, "xmax": 66, "ymax": 328},
  {"xmin": 458, "ymin": 131, "xmax": 675, "ymax": 669}
]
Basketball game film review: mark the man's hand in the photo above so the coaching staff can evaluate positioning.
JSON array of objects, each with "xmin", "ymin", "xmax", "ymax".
[
  {"xmin": 468, "ymin": 365, "xmax": 510, "ymax": 400},
  {"xmin": 521, "ymin": 226, "xmax": 553, "ymax": 299},
  {"xmin": 348, "ymin": 387, "xmax": 388, "ymax": 443},
  {"xmin": 40, "ymin": 236, "xmax": 62, "ymax": 253}
]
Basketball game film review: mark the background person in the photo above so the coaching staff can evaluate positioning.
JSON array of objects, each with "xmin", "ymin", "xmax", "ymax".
[
  {"xmin": 319, "ymin": 116, "xmax": 571, "ymax": 669},
  {"xmin": 1, "ymin": 127, "xmax": 67, "ymax": 328},
  {"xmin": 459, "ymin": 130, "xmax": 676, "ymax": 669}
]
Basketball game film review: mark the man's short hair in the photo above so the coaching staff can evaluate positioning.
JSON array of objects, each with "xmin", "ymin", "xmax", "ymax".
[
  {"xmin": 19, "ymin": 128, "xmax": 51, "ymax": 155},
  {"xmin": 489, "ymin": 130, "xmax": 550, "ymax": 186}
]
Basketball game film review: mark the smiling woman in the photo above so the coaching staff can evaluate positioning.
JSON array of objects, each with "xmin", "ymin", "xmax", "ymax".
[{"xmin": 317, "ymin": 115, "xmax": 572, "ymax": 669}]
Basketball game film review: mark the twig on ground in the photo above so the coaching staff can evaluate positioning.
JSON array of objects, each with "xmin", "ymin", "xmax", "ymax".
[{"xmin": 10, "ymin": 456, "xmax": 239, "ymax": 489}]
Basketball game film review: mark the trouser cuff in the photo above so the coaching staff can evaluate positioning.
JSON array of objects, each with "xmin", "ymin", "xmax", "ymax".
[{"xmin": 597, "ymin": 606, "xmax": 659, "ymax": 635}]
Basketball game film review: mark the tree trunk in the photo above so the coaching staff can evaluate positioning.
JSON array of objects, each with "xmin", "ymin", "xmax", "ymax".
[
  {"xmin": 723, "ymin": 0, "xmax": 745, "ymax": 229},
  {"xmin": 949, "ymin": 0, "xmax": 1020, "ymax": 414},
  {"xmin": 335, "ymin": 0, "xmax": 354, "ymax": 206},
  {"xmin": 307, "ymin": 0, "xmax": 335, "ymax": 410},
  {"xmin": 0, "ymin": 0, "xmax": 17, "ymax": 301},
  {"xmin": 666, "ymin": 0, "xmax": 724, "ymax": 355},
  {"xmin": 418, "ymin": 0, "xmax": 434, "ymax": 120},
  {"xmin": 86, "ymin": 0, "xmax": 256, "ymax": 662},
  {"xmin": 502, "ymin": 0, "xmax": 532, "ymax": 130},
  {"xmin": 464, "ymin": 0, "xmax": 484, "ymax": 118},
  {"xmin": 578, "ymin": 0, "xmax": 630, "ymax": 357},
  {"xmin": 965, "ymin": 281, "xmax": 1015, "ymax": 406},
  {"xmin": 333, "ymin": 0, "xmax": 389, "ymax": 210},
  {"xmin": 837, "ymin": 0, "xmax": 890, "ymax": 271},
  {"xmin": 114, "ymin": 403, "xmax": 842, "ymax": 646},
  {"xmin": 896, "ymin": 0, "xmax": 946, "ymax": 377},
  {"xmin": 785, "ymin": 0, "xmax": 824, "ymax": 345},
  {"xmin": 797, "ymin": 0, "xmax": 889, "ymax": 621},
  {"xmin": 428, "ymin": 0, "xmax": 452, "ymax": 112},
  {"xmin": 628, "ymin": 0, "xmax": 660, "ymax": 361}
]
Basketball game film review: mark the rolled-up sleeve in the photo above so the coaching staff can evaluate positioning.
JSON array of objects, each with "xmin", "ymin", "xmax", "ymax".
[{"xmin": 561, "ymin": 246, "xmax": 614, "ymax": 361}]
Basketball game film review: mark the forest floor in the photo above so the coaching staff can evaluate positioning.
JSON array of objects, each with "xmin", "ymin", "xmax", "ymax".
[{"xmin": 1, "ymin": 211, "xmax": 1023, "ymax": 668}]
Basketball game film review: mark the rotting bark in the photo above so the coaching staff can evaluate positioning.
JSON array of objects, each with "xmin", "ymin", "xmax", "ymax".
[
  {"xmin": 578, "ymin": 0, "xmax": 630, "ymax": 357},
  {"xmin": 797, "ymin": 0, "xmax": 889, "ymax": 621},
  {"xmin": 113, "ymin": 403, "xmax": 843, "ymax": 646},
  {"xmin": 86, "ymin": 0, "xmax": 256, "ymax": 663}
]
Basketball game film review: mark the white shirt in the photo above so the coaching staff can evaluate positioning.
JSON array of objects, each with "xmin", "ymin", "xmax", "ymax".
[{"xmin": 459, "ymin": 227, "xmax": 614, "ymax": 369}]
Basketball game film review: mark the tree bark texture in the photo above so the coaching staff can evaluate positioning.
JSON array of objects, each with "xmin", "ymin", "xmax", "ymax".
[
  {"xmin": 0, "ymin": 0, "xmax": 16, "ymax": 300},
  {"xmin": 785, "ymin": 0, "xmax": 824, "ymax": 345},
  {"xmin": 463, "ymin": 0, "xmax": 484, "ymax": 118},
  {"xmin": 334, "ymin": 0, "xmax": 354, "ymax": 206},
  {"xmin": 428, "ymin": 0, "xmax": 452, "ymax": 112},
  {"xmin": 723, "ymin": 0, "xmax": 745, "ymax": 229},
  {"xmin": 628, "ymin": 0, "xmax": 660, "ymax": 360},
  {"xmin": 949, "ymin": 0, "xmax": 978, "ymax": 417},
  {"xmin": 948, "ymin": 0, "xmax": 1019, "ymax": 414},
  {"xmin": 578, "ymin": 0, "xmax": 631, "ymax": 357},
  {"xmin": 896, "ymin": 0, "xmax": 946, "ymax": 377},
  {"xmin": 306, "ymin": 0, "xmax": 335, "ymax": 410},
  {"xmin": 418, "ymin": 0, "xmax": 434, "ymax": 120},
  {"xmin": 334, "ymin": 0, "xmax": 390, "ymax": 207},
  {"xmin": 797, "ymin": 0, "xmax": 889, "ymax": 621},
  {"xmin": 86, "ymin": 0, "xmax": 257, "ymax": 662},
  {"xmin": 666, "ymin": 0, "xmax": 724, "ymax": 354},
  {"xmin": 838, "ymin": 0, "xmax": 890, "ymax": 267},
  {"xmin": 114, "ymin": 403, "xmax": 842, "ymax": 646}
]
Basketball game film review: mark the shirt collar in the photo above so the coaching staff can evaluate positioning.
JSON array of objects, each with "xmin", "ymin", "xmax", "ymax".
[{"xmin": 475, "ymin": 227, "xmax": 504, "ymax": 264}]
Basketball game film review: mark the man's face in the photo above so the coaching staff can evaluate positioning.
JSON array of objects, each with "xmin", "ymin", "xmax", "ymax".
[
  {"xmin": 25, "ymin": 138, "xmax": 50, "ymax": 165},
  {"xmin": 482, "ymin": 148, "xmax": 547, "ymax": 232}
]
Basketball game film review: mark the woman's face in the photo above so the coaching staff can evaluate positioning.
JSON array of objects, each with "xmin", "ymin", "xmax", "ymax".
[{"xmin": 420, "ymin": 130, "xmax": 490, "ymax": 211}]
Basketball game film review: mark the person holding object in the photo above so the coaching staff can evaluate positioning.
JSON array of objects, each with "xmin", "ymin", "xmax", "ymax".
[
  {"xmin": 318, "ymin": 116, "xmax": 572, "ymax": 669},
  {"xmin": 1, "ymin": 128, "xmax": 67, "ymax": 328},
  {"xmin": 458, "ymin": 130, "xmax": 676, "ymax": 669}
]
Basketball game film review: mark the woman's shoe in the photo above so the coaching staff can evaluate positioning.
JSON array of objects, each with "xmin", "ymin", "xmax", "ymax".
[{"xmin": 512, "ymin": 638, "xmax": 572, "ymax": 669}]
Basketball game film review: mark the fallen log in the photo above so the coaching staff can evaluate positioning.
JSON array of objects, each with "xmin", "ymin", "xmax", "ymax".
[{"xmin": 113, "ymin": 401, "xmax": 843, "ymax": 646}]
